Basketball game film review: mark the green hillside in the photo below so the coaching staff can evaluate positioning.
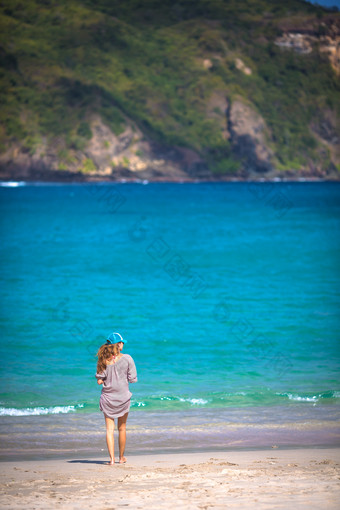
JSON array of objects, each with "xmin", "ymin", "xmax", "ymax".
[{"xmin": 0, "ymin": 0, "xmax": 339, "ymax": 178}]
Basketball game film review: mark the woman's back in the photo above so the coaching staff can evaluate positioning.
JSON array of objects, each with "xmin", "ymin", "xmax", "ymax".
[{"xmin": 99, "ymin": 354, "xmax": 137, "ymax": 398}]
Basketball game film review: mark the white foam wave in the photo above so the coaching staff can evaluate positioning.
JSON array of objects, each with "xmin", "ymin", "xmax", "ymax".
[
  {"xmin": 0, "ymin": 404, "xmax": 83, "ymax": 416},
  {"xmin": 278, "ymin": 393, "xmax": 318, "ymax": 402},
  {"xmin": 179, "ymin": 398, "xmax": 208, "ymax": 405},
  {"xmin": 0, "ymin": 181, "xmax": 26, "ymax": 187},
  {"xmin": 288, "ymin": 394, "xmax": 318, "ymax": 402},
  {"xmin": 278, "ymin": 391, "xmax": 340, "ymax": 403}
]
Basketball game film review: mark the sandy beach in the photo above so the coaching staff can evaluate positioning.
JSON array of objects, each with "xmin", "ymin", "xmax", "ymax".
[{"xmin": 1, "ymin": 448, "xmax": 339, "ymax": 509}]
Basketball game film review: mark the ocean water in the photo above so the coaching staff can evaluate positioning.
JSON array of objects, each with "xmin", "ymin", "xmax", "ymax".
[{"xmin": 0, "ymin": 181, "xmax": 339, "ymax": 455}]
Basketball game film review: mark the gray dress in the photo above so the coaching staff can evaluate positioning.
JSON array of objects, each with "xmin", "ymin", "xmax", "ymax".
[{"xmin": 95, "ymin": 354, "xmax": 137, "ymax": 419}]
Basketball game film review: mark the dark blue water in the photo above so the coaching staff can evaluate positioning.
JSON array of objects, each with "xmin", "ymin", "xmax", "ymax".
[
  {"xmin": 307, "ymin": 0, "xmax": 340, "ymax": 8},
  {"xmin": 0, "ymin": 182, "xmax": 339, "ymax": 417}
]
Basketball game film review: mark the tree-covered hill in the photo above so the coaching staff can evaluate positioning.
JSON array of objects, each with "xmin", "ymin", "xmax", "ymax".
[{"xmin": 0, "ymin": 0, "xmax": 339, "ymax": 180}]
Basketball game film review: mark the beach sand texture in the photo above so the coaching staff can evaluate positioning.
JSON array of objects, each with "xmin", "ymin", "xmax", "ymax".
[{"xmin": 1, "ymin": 448, "xmax": 339, "ymax": 509}]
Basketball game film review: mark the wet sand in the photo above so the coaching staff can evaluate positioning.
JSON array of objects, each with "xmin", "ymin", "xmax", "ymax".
[
  {"xmin": 1, "ymin": 448, "xmax": 339, "ymax": 509},
  {"xmin": 2, "ymin": 407, "xmax": 340, "ymax": 462}
]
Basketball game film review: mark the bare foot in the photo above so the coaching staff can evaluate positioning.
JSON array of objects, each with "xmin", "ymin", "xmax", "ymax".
[
  {"xmin": 107, "ymin": 459, "xmax": 115, "ymax": 465},
  {"xmin": 119, "ymin": 456, "xmax": 127, "ymax": 464}
]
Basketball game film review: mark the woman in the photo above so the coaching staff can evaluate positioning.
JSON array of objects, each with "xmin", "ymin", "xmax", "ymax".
[{"xmin": 96, "ymin": 332, "xmax": 137, "ymax": 465}]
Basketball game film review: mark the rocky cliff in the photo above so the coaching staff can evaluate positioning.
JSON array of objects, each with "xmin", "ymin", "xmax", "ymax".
[{"xmin": 0, "ymin": 0, "xmax": 339, "ymax": 181}]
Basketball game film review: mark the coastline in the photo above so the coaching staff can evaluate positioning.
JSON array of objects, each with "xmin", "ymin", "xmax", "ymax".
[
  {"xmin": 1, "ymin": 448, "xmax": 339, "ymax": 509},
  {"xmin": 1, "ymin": 166, "xmax": 340, "ymax": 184},
  {"xmin": 1, "ymin": 406, "xmax": 339, "ymax": 462},
  {"xmin": 1, "ymin": 176, "xmax": 339, "ymax": 185}
]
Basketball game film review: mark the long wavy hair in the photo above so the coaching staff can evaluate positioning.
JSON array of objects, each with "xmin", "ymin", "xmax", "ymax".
[{"xmin": 96, "ymin": 343, "xmax": 120, "ymax": 373}]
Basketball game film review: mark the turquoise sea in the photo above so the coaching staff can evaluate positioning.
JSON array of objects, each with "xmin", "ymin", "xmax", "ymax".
[{"xmin": 0, "ymin": 181, "xmax": 339, "ymax": 457}]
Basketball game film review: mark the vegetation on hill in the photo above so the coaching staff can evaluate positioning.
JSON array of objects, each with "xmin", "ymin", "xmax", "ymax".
[{"xmin": 0, "ymin": 0, "xmax": 339, "ymax": 178}]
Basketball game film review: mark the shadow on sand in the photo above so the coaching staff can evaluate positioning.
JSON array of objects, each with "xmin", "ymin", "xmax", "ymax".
[{"xmin": 67, "ymin": 460, "xmax": 112, "ymax": 465}]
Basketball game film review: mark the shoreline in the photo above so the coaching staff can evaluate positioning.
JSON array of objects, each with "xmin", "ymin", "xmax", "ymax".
[
  {"xmin": 1, "ymin": 162, "xmax": 340, "ymax": 184},
  {"xmin": 1, "ymin": 176, "xmax": 340, "ymax": 185},
  {"xmin": 1, "ymin": 447, "xmax": 339, "ymax": 509},
  {"xmin": 1, "ymin": 445, "xmax": 339, "ymax": 463},
  {"xmin": 1, "ymin": 407, "xmax": 339, "ymax": 462},
  {"xmin": 1, "ymin": 443, "xmax": 339, "ymax": 464}
]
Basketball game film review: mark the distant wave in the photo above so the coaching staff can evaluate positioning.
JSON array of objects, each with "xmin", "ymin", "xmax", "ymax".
[
  {"xmin": 179, "ymin": 397, "xmax": 209, "ymax": 405},
  {"xmin": 0, "ymin": 404, "xmax": 84, "ymax": 416},
  {"xmin": 276, "ymin": 391, "xmax": 340, "ymax": 403},
  {"xmin": 286, "ymin": 394, "xmax": 318, "ymax": 402},
  {"xmin": 0, "ymin": 181, "xmax": 26, "ymax": 187},
  {"xmin": 131, "ymin": 395, "xmax": 209, "ymax": 408},
  {"xmin": 0, "ymin": 181, "xmax": 91, "ymax": 187},
  {"xmin": 130, "ymin": 390, "xmax": 340, "ymax": 410},
  {"xmin": 2, "ymin": 391, "xmax": 339, "ymax": 416}
]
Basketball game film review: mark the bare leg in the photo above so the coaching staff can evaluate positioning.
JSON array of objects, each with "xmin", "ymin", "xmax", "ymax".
[
  {"xmin": 105, "ymin": 416, "xmax": 115, "ymax": 465},
  {"xmin": 118, "ymin": 412, "xmax": 128, "ymax": 463}
]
